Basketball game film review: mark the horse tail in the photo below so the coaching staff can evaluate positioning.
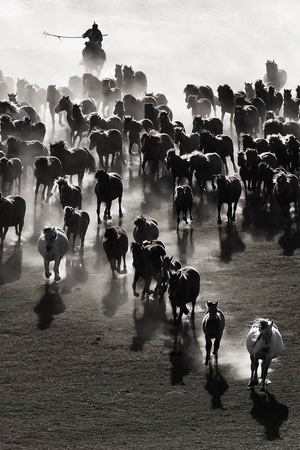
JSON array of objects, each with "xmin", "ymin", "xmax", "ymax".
[{"xmin": 86, "ymin": 150, "xmax": 96, "ymax": 173}]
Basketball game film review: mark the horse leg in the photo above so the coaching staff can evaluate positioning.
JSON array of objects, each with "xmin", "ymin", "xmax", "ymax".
[
  {"xmin": 118, "ymin": 197, "xmax": 123, "ymax": 218},
  {"xmin": 217, "ymin": 201, "xmax": 223, "ymax": 225},
  {"xmin": 53, "ymin": 257, "xmax": 62, "ymax": 282},
  {"xmin": 44, "ymin": 258, "xmax": 51, "ymax": 279},
  {"xmin": 248, "ymin": 354, "xmax": 259, "ymax": 387},
  {"xmin": 260, "ymin": 356, "xmax": 271, "ymax": 393},
  {"xmin": 96, "ymin": 198, "xmax": 102, "ymax": 225},
  {"xmin": 227, "ymin": 203, "xmax": 233, "ymax": 225},
  {"xmin": 205, "ymin": 335, "xmax": 212, "ymax": 365},
  {"xmin": 132, "ymin": 272, "xmax": 140, "ymax": 297},
  {"xmin": 232, "ymin": 201, "xmax": 238, "ymax": 222},
  {"xmin": 122, "ymin": 254, "xmax": 127, "ymax": 274},
  {"xmin": 189, "ymin": 204, "xmax": 193, "ymax": 221}
]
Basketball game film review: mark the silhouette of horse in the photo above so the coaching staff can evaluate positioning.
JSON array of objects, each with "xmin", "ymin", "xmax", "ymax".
[
  {"xmin": 49, "ymin": 140, "xmax": 96, "ymax": 185},
  {"xmin": 283, "ymin": 89, "xmax": 300, "ymax": 120},
  {"xmin": 71, "ymin": 104, "xmax": 90, "ymax": 145},
  {"xmin": 102, "ymin": 78, "xmax": 122, "ymax": 117},
  {"xmin": 46, "ymin": 84, "xmax": 64, "ymax": 131},
  {"xmin": 23, "ymin": 83, "xmax": 47, "ymax": 119},
  {"xmin": 55, "ymin": 177, "xmax": 82, "ymax": 210},
  {"xmin": 122, "ymin": 64, "xmax": 148, "ymax": 98},
  {"xmin": 174, "ymin": 127, "xmax": 200, "ymax": 155},
  {"xmin": 174, "ymin": 184, "xmax": 193, "ymax": 230},
  {"xmin": 140, "ymin": 131, "xmax": 173, "ymax": 176},
  {"xmin": 186, "ymin": 95, "xmax": 212, "ymax": 118},
  {"xmin": 241, "ymin": 133, "xmax": 269, "ymax": 155},
  {"xmin": 6, "ymin": 136, "xmax": 49, "ymax": 173},
  {"xmin": 0, "ymin": 114, "xmax": 46, "ymax": 142},
  {"xmin": 82, "ymin": 42, "xmax": 106, "ymax": 76},
  {"xmin": 156, "ymin": 255, "xmax": 182, "ymax": 300},
  {"xmin": 246, "ymin": 317, "xmax": 283, "ymax": 393},
  {"xmin": 263, "ymin": 60, "xmax": 287, "ymax": 91},
  {"xmin": 216, "ymin": 175, "xmax": 242, "ymax": 225},
  {"xmin": 202, "ymin": 301, "xmax": 225, "ymax": 365},
  {"xmin": 102, "ymin": 226, "xmax": 129, "ymax": 278},
  {"xmin": 132, "ymin": 215, "xmax": 159, "ymax": 243},
  {"xmin": 89, "ymin": 128, "xmax": 125, "ymax": 169},
  {"xmin": 189, "ymin": 150, "xmax": 223, "ymax": 198},
  {"xmin": 54, "ymin": 95, "xmax": 97, "ymax": 144},
  {"xmin": 192, "ymin": 115, "xmax": 223, "ymax": 136},
  {"xmin": 37, "ymin": 226, "xmax": 69, "ymax": 281},
  {"xmin": 273, "ymin": 170, "xmax": 299, "ymax": 228},
  {"xmin": 234, "ymin": 105, "xmax": 260, "ymax": 149},
  {"xmin": 33, "ymin": 156, "xmax": 64, "ymax": 202},
  {"xmin": 158, "ymin": 110, "xmax": 184, "ymax": 140},
  {"xmin": 168, "ymin": 266, "xmax": 200, "ymax": 338},
  {"xmin": 123, "ymin": 116, "xmax": 153, "ymax": 156},
  {"xmin": 89, "ymin": 112, "xmax": 123, "ymax": 133},
  {"xmin": 0, "ymin": 192, "xmax": 26, "ymax": 247},
  {"xmin": 183, "ymin": 84, "xmax": 217, "ymax": 115},
  {"xmin": 131, "ymin": 240, "xmax": 166, "ymax": 298},
  {"xmin": 63, "ymin": 206, "xmax": 90, "ymax": 252},
  {"xmin": 217, "ymin": 84, "xmax": 235, "ymax": 127},
  {"xmin": 94, "ymin": 169, "xmax": 123, "ymax": 224},
  {"xmin": 199, "ymin": 131, "xmax": 237, "ymax": 174},
  {"xmin": 0, "ymin": 156, "xmax": 22, "ymax": 194},
  {"xmin": 165, "ymin": 149, "xmax": 192, "ymax": 189}
]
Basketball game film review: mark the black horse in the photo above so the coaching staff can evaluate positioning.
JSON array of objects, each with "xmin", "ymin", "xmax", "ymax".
[{"xmin": 94, "ymin": 170, "xmax": 123, "ymax": 224}]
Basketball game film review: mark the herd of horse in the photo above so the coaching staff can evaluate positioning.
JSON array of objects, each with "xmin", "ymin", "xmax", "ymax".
[{"xmin": 0, "ymin": 59, "xmax": 293, "ymax": 394}]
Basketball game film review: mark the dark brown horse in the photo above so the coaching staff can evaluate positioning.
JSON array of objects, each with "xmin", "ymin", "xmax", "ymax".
[
  {"xmin": 94, "ymin": 169, "xmax": 123, "ymax": 224},
  {"xmin": 0, "ymin": 192, "xmax": 26, "ymax": 247},
  {"xmin": 49, "ymin": 140, "xmax": 96, "ymax": 185},
  {"xmin": 102, "ymin": 226, "xmax": 129, "ymax": 278}
]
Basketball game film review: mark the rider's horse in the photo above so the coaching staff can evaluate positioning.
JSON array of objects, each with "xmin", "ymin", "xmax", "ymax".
[
  {"xmin": 82, "ymin": 42, "xmax": 106, "ymax": 76},
  {"xmin": 246, "ymin": 318, "xmax": 283, "ymax": 393},
  {"xmin": 202, "ymin": 301, "xmax": 225, "ymax": 365}
]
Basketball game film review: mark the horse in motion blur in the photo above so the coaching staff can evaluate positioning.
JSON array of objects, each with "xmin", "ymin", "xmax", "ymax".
[
  {"xmin": 263, "ymin": 60, "xmax": 287, "ymax": 91},
  {"xmin": 0, "ymin": 156, "xmax": 23, "ymax": 195},
  {"xmin": 89, "ymin": 128, "xmax": 125, "ymax": 169},
  {"xmin": 116, "ymin": 64, "xmax": 147, "ymax": 97},
  {"xmin": 82, "ymin": 42, "xmax": 106, "ymax": 76},
  {"xmin": 0, "ymin": 192, "xmax": 26, "ymax": 247},
  {"xmin": 102, "ymin": 226, "xmax": 129, "ymax": 278},
  {"xmin": 246, "ymin": 318, "xmax": 283, "ymax": 393},
  {"xmin": 273, "ymin": 170, "xmax": 299, "ymax": 229},
  {"xmin": 173, "ymin": 184, "xmax": 193, "ymax": 230},
  {"xmin": 202, "ymin": 301, "xmax": 225, "ymax": 365},
  {"xmin": 132, "ymin": 215, "xmax": 159, "ymax": 243},
  {"xmin": 37, "ymin": 226, "xmax": 69, "ymax": 281},
  {"xmin": 94, "ymin": 169, "xmax": 123, "ymax": 224},
  {"xmin": 33, "ymin": 156, "xmax": 64, "ymax": 202}
]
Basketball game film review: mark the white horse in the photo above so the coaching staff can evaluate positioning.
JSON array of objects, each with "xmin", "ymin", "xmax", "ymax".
[
  {"xmin": 246, "ymin": 318, "xmax": 283, "ymax": 393},
  {"xmin": 37, "ymin": 226, "xmax": 69, "ymax": 281}
]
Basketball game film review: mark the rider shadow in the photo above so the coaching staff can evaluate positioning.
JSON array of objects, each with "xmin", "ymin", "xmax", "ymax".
[
  {"xmin": 130, "ymin": 296, "xmax": 168, "ymax": 351},
  {"xmin": 278, "ymin": 229, "xmax": 300, "ymax": 256},
  {"xmin": 218, "ymin": 225, "xmax": 246, "ymax": 262},
  {"xmin": 101, "ymin": 275, "xmax": 128, "ymax": 318},
  {"xmin": 0, "ymin": 241, "xmax": 23, "ymax": 285},
  {"xmin": 34, "ymin": 282, "xmax": 66, "ymax": 330},
  {"xmin": 250, "ymin": 390, "xmax": 289, "ymax": 440},
  {"xmin": 169, "ymin": 322, "xmax": 201, "ymax": 386},
  {"xmin": 204, "ymin": 362, "xmax": 229, "ymax": 410}
]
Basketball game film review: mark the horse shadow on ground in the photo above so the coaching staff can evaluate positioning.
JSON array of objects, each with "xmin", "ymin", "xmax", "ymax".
[
  {"xmin": 101, "ymin": 275, "xmax": 128, "ymax": 318},
  {"xmin": 204, "ymin": 362, "xmax": 229, "ymax": 409},
  {"xmin": 34, "ymin": 282, "xmax": 66, "ymax": 330},
  {"xmin": 277, "ymin": 229, "xmax": 300, "ymax": 256},
  {"xmin": 218, "ymin": 225, "xmax": 246, "ymax": 262},
  {"xmin": 169, "ymin": 322, "xmax": 201, "ymax": 386},
  {"xmin": 241, "ymin": 194, "xmax": 282, "ymax": 241},
  {"xmin": 250, "ymin": 390, "xmax": 289, "ymax": 440},
  {"xmin": 0, "ymin": 241, "xmax": 22, "ymax": 285},
  {"xmin": 130, "ymin": 296, "xmax": 168, "ymax": 351},
  {"xmin": 176, "ymin": 228, "xmax": 195, "ymax": 265}
]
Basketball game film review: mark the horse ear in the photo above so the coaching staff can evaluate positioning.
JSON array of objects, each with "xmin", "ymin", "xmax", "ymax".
[{"xmin": 215, "ymin": 301, "xmax": 218, "ymax": 307}]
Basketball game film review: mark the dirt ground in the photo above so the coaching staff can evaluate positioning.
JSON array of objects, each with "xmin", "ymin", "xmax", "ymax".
[{"xmin": 1, "ymin": 123, "xmax": 300, "ymax": 449}]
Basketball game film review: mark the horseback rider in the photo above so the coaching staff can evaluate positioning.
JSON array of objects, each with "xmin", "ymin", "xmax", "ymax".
[{"xmin": 82, "ymin": 22, "xmax": 103, "ymax": 48}]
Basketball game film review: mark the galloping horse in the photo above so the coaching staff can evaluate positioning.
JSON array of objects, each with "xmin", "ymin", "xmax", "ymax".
[
  {"xmin": 37, "ymin": 226, "xmax": 69, "ymax": 281},
  {"xmin": 49, "ymin": 140, "xmax": 96, "ymax": 185},
  {"xmin": 216, "ymin": 175, "xmax": 242, "ymax": 226},
  {"xmin": 263, "ymin": 60, "xmax": 287, "ymax": 91},
  {"xmin": 199, "ymin": 131, "xmax": 236, "ymax": 174},
  {"xmin": 202, "ymin": 301, "xmax": 225, "ymax": 365},
  {"xmin": 273, "ymin": 170, "xmax": 300, "ymax": 228},
  {"xmin": 0, "ymin": 192, "xmax": 26, "ymax": 247},
  {"xmin": 89, "ymin": 129, "xmax": 125, "ymax": 169},
  {"xmin": 94, "ymin": 169, "xmax": 123, "ymax": 224},
  {"xmin": 102, "ymin": 226, "xmax": 129, "ymax": 278},
  {"xmin": 246, "ymin": 318, "xmax": 283, "ymax": 393},
  {"xmin": 0, "ymin": 156, "xmax": 23, "ymax": 195},
  {"xmin": 82, "ymin": 42, "xmax": 106, "ymax": 76}
]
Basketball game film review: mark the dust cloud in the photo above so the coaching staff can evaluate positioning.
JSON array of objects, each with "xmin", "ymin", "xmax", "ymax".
[{"xmin": 1, "ymin": 0, "xmax": 300, "ymax": 131}]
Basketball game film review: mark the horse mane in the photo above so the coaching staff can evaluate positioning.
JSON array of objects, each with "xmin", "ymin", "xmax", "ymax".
[{"xmin": 252, "ymin": 317, "xmax": 275, "ymax": 328}]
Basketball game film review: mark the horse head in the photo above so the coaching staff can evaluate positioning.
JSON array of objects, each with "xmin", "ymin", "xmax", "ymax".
[{"xmin": 43, "ymin": 226, "xmax": 58, "ymax": 251}]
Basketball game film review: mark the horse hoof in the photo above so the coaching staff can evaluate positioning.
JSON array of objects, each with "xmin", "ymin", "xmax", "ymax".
[
  {"xmin": 45, "ymin": 272, "xmax": 51, "ymax": 279},
  {"xmin": 54, "ymin": 275, "xmax": 61, "ymax": 282},
  {"xmin": 205, "ymin": 361, "xmax": 209, "ymax": 366}
]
